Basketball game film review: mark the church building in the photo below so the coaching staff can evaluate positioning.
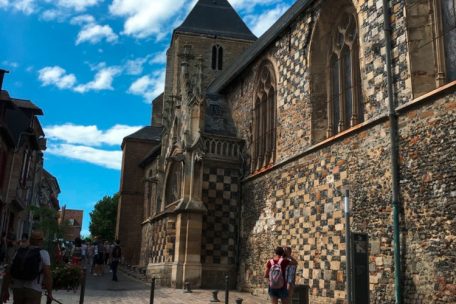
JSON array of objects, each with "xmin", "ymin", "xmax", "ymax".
[{"xmin": 117, "ymin": 0, "xmax": 456, "ymax": 302}]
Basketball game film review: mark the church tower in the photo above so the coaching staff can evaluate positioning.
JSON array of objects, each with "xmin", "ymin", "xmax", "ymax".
[{"xmin": 135, "ymin": 0, "xmax": 256, "ymax": 289}]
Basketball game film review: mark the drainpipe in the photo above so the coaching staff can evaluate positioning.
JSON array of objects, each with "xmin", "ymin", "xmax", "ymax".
[{"xmin": 382, "ymin": 1, "xmax": 402, "ymax": 303}]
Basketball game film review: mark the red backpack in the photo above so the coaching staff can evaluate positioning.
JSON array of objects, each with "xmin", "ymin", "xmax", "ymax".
[{"xmin": 269, "ymin": 258, "xmax": 284, "ymax": 289}]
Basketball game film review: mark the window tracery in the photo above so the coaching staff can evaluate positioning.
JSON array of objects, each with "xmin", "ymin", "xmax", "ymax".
[
  {"xmin": 327, "ymin": 12, "xmax": 363, "ymax": 136},
  {"xmin": 252, "ymin": 61, "xmax": 276, "ymax": 172}
]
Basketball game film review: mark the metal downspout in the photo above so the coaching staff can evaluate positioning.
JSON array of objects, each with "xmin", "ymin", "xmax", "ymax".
[{"xmin": 382, "ymin": 1, "xmax": 402, "ymax": 303}]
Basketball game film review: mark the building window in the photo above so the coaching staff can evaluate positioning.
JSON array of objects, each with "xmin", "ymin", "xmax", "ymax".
[
  {"xmin": 327, "ymin": 12, "xmax": 363, "ymax": 136},
  {"xmin": 439, "ymin": 0, "xmax": 456, "ymax": 82},
  {"xmin": 211, "ymin": 44, "xmax": 223, "ymax": 71},
  {"xmin": 406, "ymin": 0, "xmax": 456, "ymax": 97},
  {"xmin": 252, "ymin": 61, "xmax": 276, "ymax": 172},
  {"xmin": 20, "ymin": 149, "xmax": 32, "ymax": 187}
]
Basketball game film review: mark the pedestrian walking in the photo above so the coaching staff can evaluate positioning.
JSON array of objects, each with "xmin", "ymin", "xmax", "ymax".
[
  {"xmin": 71, "ymin": 237, "xmax": 83, "ymax": 266},
  {"xmin": 264, "ymin": 246, "xmax": 290, "ymax": 304},
  {"xmin": 87, "ymin": 241, "xmax": 95, "ymax": 273},
  {"xmin": 111, "ymin": 240, "xmax": 121, "ymax": 282},
  {"xmin": 81, "ymin": 240, "xmax": 88, "ymax": 266},
  {"xmin": 283, "ymin": 246, "xmax": 298, "ymax": 300},
  {"xmin": 1, "ymin": 230, "xmax": 53, "ymax": 304},
  {"xmin": 93, "ymin": 238, "xmax": 105, "ymax": 276}
]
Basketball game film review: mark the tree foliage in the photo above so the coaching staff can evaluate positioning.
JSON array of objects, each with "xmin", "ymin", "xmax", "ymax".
[
  {"xmin": 29, "ymin": 205, "xmax": 69, "ymax": 260},
  {"xmin": 89, "ymin": 193, "xmax": 119, "ymax": 241}
]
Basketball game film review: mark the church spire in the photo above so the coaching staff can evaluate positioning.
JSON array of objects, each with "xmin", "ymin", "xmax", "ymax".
[{"xmin": 175, "ymin": 0, "xmax": 256, "ymax": 41}]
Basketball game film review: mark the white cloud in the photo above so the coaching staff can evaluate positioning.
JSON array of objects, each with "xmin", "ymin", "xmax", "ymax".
[
  {"xmin": 128, "ymin": 70, "xmax": 165, "ymax": 102},
  {"xmin": 109, "ymin": 0, "xmax": 186, "ymax": 38},
  {"xmin": 1, "ymin": 60, "xmax": 19, "ymax": 68},
  {"xmin": 125, "ymin": 57, "xmax": 148, "ymax": 75},
  {"xmin": 150, "ymin": 50, "xmax": 167, "ymax": 65},
  {"xmin": 54, "ymin": 0, "xmax": 100, "ymax": 12},
  {"xmin": 230, "ymin": 0, "xmax": 276, "ymax": 11},
  {"xmin": 44, "ymin": 123, "xmax": 143, "ymax": 170},
  {"xmin": 0, "ymin": 0, "xmax": 8, "ymax": 8},
  {"xmin": 74, "ymin": 67, "xmax": 120, "ymax": 93},
  {"xmin": 41, "ymin": 9, "xmax": 68, "ymax": 21},
  {"xmin": 44, "ymin": 124, "xmax": 142, "ymax": 146},
  {"xmin": 247, "ymin": 5, "xmax": 288, "ymax": 37},
  {"xmin": 12, "ymin": 0, "xmax": 35, "ymax": 14},
  {"xmin": 38, "ymin": 66, "xmax": 77, "ymax": 89},
  {"xmin": 38, "ymin": 65, "xmax": 121, "ymax": 93},
  {"xmin": 46, "ymin": 144, "xmax": 122, "ymax": 170},
  {"xmin": 70, "ymin": 14, "xmax": 95, "ymax": 25},
  {"xmin": 76, "ymin": 23, "xmax": 118, "ymax": 45}
]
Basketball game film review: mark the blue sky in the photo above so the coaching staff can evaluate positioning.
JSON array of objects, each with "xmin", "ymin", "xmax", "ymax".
[{"xmin": 0, "ymin": 0, "xmax": 293, "ymax": 236}]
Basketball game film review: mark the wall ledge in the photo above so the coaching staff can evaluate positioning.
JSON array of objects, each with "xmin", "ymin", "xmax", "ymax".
[
  {"xmin": 243, "ymin": 113, "xmax": 389, "ymax": 183},
  {"xmin": 397, "ymin": 81, "xmax": 456, "ymax": 113}
]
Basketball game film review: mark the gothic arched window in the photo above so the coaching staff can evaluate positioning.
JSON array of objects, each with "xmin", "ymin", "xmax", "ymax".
[
  {"xmin": 212, "ymin": 44, "xmax": 223, "ymax": 71},
  {"xmin": 252, "ymin": 61, "xmax": 276, "ymax": 172},
  {"xmin": 327, "ymin": 12, "xmax": 363, "ymax": 136}
]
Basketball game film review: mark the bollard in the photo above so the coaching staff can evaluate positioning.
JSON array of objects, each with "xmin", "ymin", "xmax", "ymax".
[
  {"xmin": 79, "ymin": 268, "xmax": 87, "ymax": 304},
  {"xmin": 235, "ymin": 298, "xmax": 243, "ymax": 304},
  {"xmin": 224, "ymin": 275, "xmax": 229, "ymax": 304},
  {"xmin": 184, "ymin": 281, "xmax": 192, "ymax": 293},
  {"xmin": 210, "ymin": 290, "xmax": 221, "ymax": 302},
  {"xmin": 149, "ymin": 277, "xmax": 156, "ymax": 304}
]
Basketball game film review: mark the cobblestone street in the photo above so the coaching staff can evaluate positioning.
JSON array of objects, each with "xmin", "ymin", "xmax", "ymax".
[{"xmin": 42, "ymin": 270, "xmax": 267, "ymax": 304}]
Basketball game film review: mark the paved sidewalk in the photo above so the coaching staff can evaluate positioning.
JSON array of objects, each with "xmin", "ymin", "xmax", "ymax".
[{"xmin": 39, "ymin": 270, "xmax": 268, "ymax": 304}]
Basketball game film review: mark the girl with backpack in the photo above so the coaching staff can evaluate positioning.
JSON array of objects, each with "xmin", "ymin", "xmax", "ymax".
[{"xmin": 264, "ymin": 247, "xmax": 290, "ymax": 304}]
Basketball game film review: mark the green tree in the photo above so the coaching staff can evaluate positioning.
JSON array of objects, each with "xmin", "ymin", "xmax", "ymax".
[{"xmin": 89, "ymin": 193, "xmax": 119, "ymax": 241}]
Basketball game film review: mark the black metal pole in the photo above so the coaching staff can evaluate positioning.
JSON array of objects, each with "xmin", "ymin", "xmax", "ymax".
[
  {"xmin": 150, "ymin": 277, "xmax": 156, "ymax": 304},
  {"xmin": 225, "ymin": 275, "xmax": 229, "ymax": 304},
  {"xmin": 344, "ymin": 190, "xmax": 352, "ymax": 304},
  {"xmin": 382, "ymin": 0, "xmax": 402, "ymax": 302},
  {"xmin": 79, "ymin": 268, "xmax": 87, "ymax": 304}
]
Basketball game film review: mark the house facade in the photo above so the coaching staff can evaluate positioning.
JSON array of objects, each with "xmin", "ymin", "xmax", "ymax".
[
  {"xmin": 0, "ymin": 69, "xmax": 60, "ymax": 241},
  {"xmin": 117, "ymin": 0, "xmax": 456, "ymax": 302}
]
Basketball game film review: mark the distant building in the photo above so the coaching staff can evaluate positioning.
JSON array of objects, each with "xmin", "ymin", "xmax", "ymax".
[{"xmin": 59, "ymin": 208, "xmax": 83, "ymax": 241}]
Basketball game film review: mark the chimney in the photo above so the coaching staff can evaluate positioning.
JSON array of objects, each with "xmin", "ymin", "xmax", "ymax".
[{"xmin": 0, "ymin": 69, "xmax": 9, "ymax": 91}]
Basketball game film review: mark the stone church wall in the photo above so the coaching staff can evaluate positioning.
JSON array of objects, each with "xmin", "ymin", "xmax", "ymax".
[
  {"xmin": 141, "ymin": 216, "xmax": 176, "ymax": 286},
  {"xmin": 237, "ymin": 120, "xmax": 393, "ymax": 303},
  {"xmin": 399, "ymin": 92, "xmax": 456, "ymax": 303},
  {"xmin": 221, "ymin": 0, "xmax": 455, "ymax": 303},
  {"xmin": 201, "ymin": 165, "xmax": 241, "ymax": 289}
]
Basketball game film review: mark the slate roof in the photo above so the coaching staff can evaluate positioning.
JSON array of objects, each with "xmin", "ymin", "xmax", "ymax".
[
  {"xmin": 208, "ymin": 0, "xmax": 313, "ymax": 93},
  {"xmin": 174, "ymin": 0, "xmax": 257, "ymax": 41},
  {"xmin": 124, "ymin": 126, "xmax": 163, "ymax": 142},
  {"xmin": 12, "ymin": 98, "xmax": 43, "ymax": 115}
]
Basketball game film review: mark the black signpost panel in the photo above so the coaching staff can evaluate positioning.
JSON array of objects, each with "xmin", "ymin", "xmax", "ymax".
[{"xmin": 351, "ymin": 233, "xmax": 369, "ymax": 304}]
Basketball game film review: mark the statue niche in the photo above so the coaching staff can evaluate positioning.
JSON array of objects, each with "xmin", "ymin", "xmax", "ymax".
[{"xmin": 165, "ymin": 161, "xmax": 183, "ymax": 206}]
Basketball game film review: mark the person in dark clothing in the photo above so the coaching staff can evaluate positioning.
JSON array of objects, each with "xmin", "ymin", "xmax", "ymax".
[{"xmin": 111, "ymin": 240, "xmax": 121, "ymax": 282}]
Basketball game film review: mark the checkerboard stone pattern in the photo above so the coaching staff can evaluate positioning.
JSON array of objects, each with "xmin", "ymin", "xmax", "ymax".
[
  {"xmin": 146, "ymin": 217, "xmax": 176, "ymax": 264},
  {"xmin": 201, "ymin": 167, "xmax": 240, "ymax": 265}
]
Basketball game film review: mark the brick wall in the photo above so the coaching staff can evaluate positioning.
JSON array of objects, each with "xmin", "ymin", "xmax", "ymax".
[{"xmin": 117, "ymin": 139, "xmax": 159, "ymax": 265}]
